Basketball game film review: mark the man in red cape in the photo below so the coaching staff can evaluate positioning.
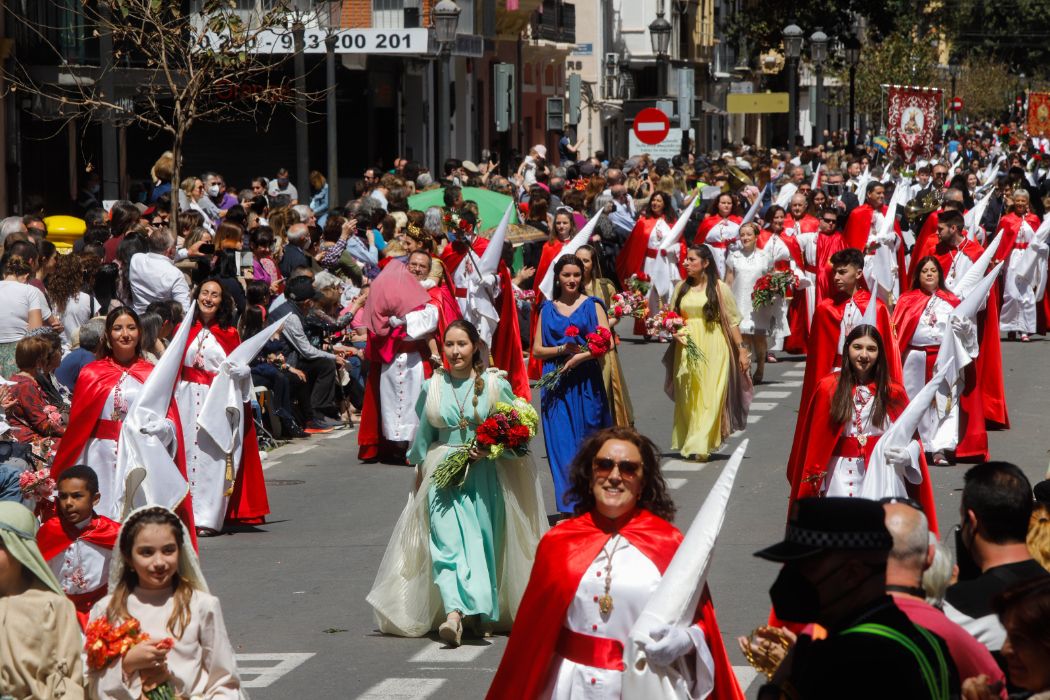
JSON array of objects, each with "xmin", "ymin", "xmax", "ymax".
[
  {"xmin": 843, "ymin": 181, "xmax": 909, "ymax": 293},
  {"xmin": 50, "ymin": 355, "xmax": 196, "ymax": 539},
  {"xmin": 906, "ymin": 188, "xmax": 965, "ymax": 280},
  {"xmin": 440, "ymin": 225, "xmax": 530, "ymax": 399},
  {"xmin": 486, "ymin": 509, "xmax": 744, "ymax": 700},
  {"xmin": 910, "ymin": 209, "xmax": 1007, "ymax": 436},
  {"xmin": 786, "ymin": 248, "xmax": 901, "ymax": 488},
  {"xmin": 183, "ymin": 321, "xmax": 270, "ymax": 528},
  {"xmin": 811, "ymin": 207, "xmax": 849, "ymax": 307},
  {"xmin": 789, "ymin": 373, "xmax": 939, "ymax": 535}
]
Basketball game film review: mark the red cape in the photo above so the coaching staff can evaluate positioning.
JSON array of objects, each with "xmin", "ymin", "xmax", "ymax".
[
  {"xmin": 995, "ymin": 212, "xmax": 1040, "ymax": 262},
  {"xmin": 441, "ymin": 239, "xmax": 530, "ymax": 400},
  {"xmin": 909, "ymin": 210, "xmax": 942, "ymax": 280},
  {"xmin": 527, "ymin": 240, "xmax": 565, "ymax": 379},
  {"xmin": 487, "ymin": 509, "xmax": 744, "ymax": 700},
  {"xmin": 184, "ymin": 322, "xmax": 270, "ymax": 525},
  {"xmin": 813, "ymin": 231, "xmax": 848, "ymax": 307},
  {"xmin": 37, "ymin": 513, "xmax": 120, "ymax": 562},
  {"xmin": 892, "ymin": 288, "xmax": 987, "ymax": 460},
  {"xmin": 784, "ymin": 213, "xmax": 820, "ymax": 234},
  {"xmin": 758, "ymin": 230, "xmax": 809, "ymax": 354},
  {"xmin": 786, "ymin": 290, "xmax": 902, "ymax": 486},
  {"xmin": 843, "ymin": 204, "xmax": 909, "ymax": 291},
  {"xmin": 615, "ymin": 215, "xmax": 685, "ymax": 287},
  {"xmin": 789, "ymin": 374, "xmax": 938, "ymax": 535},
  {"xmin": 694, "ymin": 214, "xmax": 741, "ymax": 245}
]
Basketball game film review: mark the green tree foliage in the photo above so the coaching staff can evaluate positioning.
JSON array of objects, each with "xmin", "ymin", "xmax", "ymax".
[{"xmin": 946, "ymin": 0, "xmax": 1050, "ymax": 77}]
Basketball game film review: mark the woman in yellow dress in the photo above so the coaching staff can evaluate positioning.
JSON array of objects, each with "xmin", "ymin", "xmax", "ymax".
[
  {"xmin": 669, "ymin": 244, "xmax": 752, "ymax": 460},
  {"xmin": 576, "ymin": 243, "xmax": 634, "ymax": 427}
]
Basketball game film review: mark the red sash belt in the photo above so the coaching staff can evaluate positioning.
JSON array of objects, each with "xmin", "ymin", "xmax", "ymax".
[
  {"xmin": 555, "ymin": 627, "xmax": 625, "ymax": 671},
  {"xmin": 645, "ymin": 247, "xmax": 660, "ymax": 259},
  {"xmin": 94, "ymin": 418, "xmax": 122, "ymax": 441},
  {"xmin": 774, "ymin": 260, "xmax": 791, "ymax": 272},
  {"xmin": 706, "ymin": 240, "xmax": 729, "ymax": 249},
  {"xmin": 454, "ymin": 288, "xmax": 468, "ymax": 298},
  {"xmin": 181, "ymin": 366, "xmax": 215, "ymax": 386},
  {"xmin": 803, "ymin": 263, "xmax": 818, "ymax": 274},
  {"xmin": 1015, "ymin": 243, "xmax": 1029, "ymax": 250},
  {"xmin": 67, "ymin": 587, "xmax": 107, "ymax": 612},
  {"xmin": 909, "ymin": 345, "xmax": 939, "ymax": 383},
  {"xmin": 833, "ymin": 435, "xmax": 878, "ymax": 463}
]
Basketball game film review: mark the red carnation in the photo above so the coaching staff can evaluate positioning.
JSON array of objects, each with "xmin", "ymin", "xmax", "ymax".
[{"xmin": 564, "ymin": 325, "xmax": 580, "ymax": 338}]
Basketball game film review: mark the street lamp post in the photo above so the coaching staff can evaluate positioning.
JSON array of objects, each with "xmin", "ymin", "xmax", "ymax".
[
  {"xmin": 783, "ymin": 24, "xmax": 803, "ymax": 151},
  {"xmin": 433, "ymin": 0, "xmax": 460, "ymax": 171},
  {"xmin": 649, "ymin": 5, "xmax": 672, "ymax": 98},
  {"xmin": 844, "ymin": 36, "xmax": 861, "ymax": 151},
  {"xmin": 948, "ymin": 62, "xmax": 960, "ymax": 131},
  {"xmin": 810, "ymin": 28, "xmax": 828, "ymax": 147},
  {"xmin": 292, "ymin": 21, "xmax": 309, "ymax": 200}
]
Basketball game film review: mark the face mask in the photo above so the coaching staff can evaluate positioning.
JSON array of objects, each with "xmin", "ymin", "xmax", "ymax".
[{"xmin": 207, "ymin": 185, "xmax": 220, "ymax": 197}]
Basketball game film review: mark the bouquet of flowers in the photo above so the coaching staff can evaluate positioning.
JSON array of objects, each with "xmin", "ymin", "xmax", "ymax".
[
  {"xmin": 85, "ymin": 616, "xmax": 177, "ymax": 699},
  {"xmin": 585, "ymin": 326, "xmax": 614, "ymax": 357},
  {"xmin": 609, "ymin": 290, "xmax": 649, "ymax": 320},
  {"xmin": 443, "ymin": 211, "xmax": 474, "ymax": 235},
  {"xmin": 431, "ymin": 398, "xmax": 539, "ymax": 489},
  {"xmin": 626, "ymin": 274, "xmax": 651, "ymax": 296},
  {"xmin": 513, "ymin": 288, "xmax": 537, "ymax": 304},
  {"xmin": 647, "ymin": 308, "xmax": 705, "ymax": 368},
  {"xmin": 536, "ymin": 325, "xmax": 613, "ymax": 392},
  {"xmin": 751, "ymin": 271, "xmax": 797, "ymax": 309},
  {"xmin": 19, "ymin": 469, "xmax": 55, "ymax": 501}
]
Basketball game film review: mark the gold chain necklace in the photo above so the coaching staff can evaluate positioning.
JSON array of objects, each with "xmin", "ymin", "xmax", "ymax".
[
  {"xmin": 597, "ymin": 535, "xmax": 626, "ymax": 616},
  {"xmin": 450, "ymin": 372, "xmax": 476, "ymax": 430}
]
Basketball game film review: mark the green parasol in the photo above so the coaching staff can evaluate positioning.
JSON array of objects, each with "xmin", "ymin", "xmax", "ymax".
[{"xmin": 407, "ymin": 187, "xmax": 520, "ymax": 231}]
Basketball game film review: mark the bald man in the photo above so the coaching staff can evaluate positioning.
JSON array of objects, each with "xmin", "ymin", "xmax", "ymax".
[{"xmin": 883, "ymin": 502, "xmax": 1005, "ymax": 692}]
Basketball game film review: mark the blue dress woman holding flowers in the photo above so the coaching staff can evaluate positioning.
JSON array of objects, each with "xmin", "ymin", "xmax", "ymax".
[
  {"xmin": 367, "ymin": 320, "xmax": 547, "ymax": 648},
  {"xmin": 534, "ymin": 255, "xmax": 613, "ymax": 514}
]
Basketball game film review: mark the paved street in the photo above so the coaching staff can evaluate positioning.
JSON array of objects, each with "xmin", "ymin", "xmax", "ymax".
[{"xmin": 200, "ymin": 334, "xmax": 1050, "ymax": 699}]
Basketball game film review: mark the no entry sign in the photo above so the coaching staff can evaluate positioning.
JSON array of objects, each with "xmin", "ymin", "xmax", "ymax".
[
  {"xmin": 633, "ymin": 108, "xmax": 670, "ymax": 145},
  {"xmin": 951, "ymin": 96, "xmax": 964, "ymax": 112}
]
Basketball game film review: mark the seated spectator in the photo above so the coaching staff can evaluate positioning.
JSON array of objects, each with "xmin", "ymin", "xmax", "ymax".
[
  {"xmin": 56, "ymin": 318, "xmax": 104, "ymax": 392},
  {"xmin": 128, "ymin": 228, "xmax": 191, "ymax": 315},
  {"xmin": 34, "ymin": 330, "xmax": 70, "ymax": 413},
  {"xmin": 0, "ymin": 253, "xmax": 49, "ymax": 377},
  {"xmin": 6, "ymin": 335, "xmax": 65, "ymax": 456},
  {"xmin": 945, "ymin": 462, "xmax": 1050, "ymax": 656},
  {"xmin": 46, "ymin": 252, "xmax": 99, "ymax": 348},
  {"xmin": 279, "ymin": 223, "xmax": 312, "ymax": 278},
  {"xmin": 883, "ymin": 499, "xmax": 1006, "ymax": 691},
  {"xmin": 250, "ymin": 226, "xmax": 283, "ymax": 295}
]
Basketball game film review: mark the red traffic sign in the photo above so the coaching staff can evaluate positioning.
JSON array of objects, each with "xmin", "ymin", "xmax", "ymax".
[
  {"xmin": 951, "ymin": 96, "xmax": 964, "ymax": 112},
  {"xmin": 633, "ymin": 107, "xmax": 670, "ymax": 145}
]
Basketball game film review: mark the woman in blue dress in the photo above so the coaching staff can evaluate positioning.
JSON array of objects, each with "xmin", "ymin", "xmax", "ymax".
[
  {"xmin": 533, "ymin": 254, "xmax": 613, "ymax": 513},
  {"xmin": 367, "ymin": 320, "xmax": 547, "ymax": 648}
]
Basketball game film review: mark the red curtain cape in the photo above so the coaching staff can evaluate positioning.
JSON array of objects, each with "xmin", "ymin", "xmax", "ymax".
[{"xmin": 693, "ymin": 214, "xmax": 741, "ymax": 245}]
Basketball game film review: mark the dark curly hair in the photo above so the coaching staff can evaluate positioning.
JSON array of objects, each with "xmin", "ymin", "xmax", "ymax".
[{"xmin": 565, "ymin": 426, "xmax": 676, "ymax": 521}]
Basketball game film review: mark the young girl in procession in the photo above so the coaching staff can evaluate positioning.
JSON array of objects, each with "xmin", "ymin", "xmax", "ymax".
[
  {"xmin": 367, "ymin": 320, "xmax": 547, "ymax": 647},
  {"xmin": 725, "ymin": 223, "xmax": 774, "ymax": 383},
  {"xmin": 87, "ymin": 506, "xmax": 241, "ymax": 698},
  {"xmin": 789, "ymin": 325, "xmax": 938, "ymax": 531},
  {"xmin": 576, "ymin": 243, "xmax": 634, "ymax": 427},
  {"xmin": 694, "ymin": 192, "xmax": 742, "ymax": 277},
  {"xmin": 669, "ymin": 245, "xmax": 751, "ymax": 462},
  {"xmin": 0, "ymin": 501, "xmax": 84, "ymax": 699},
  {"xmin": 175, "ymin": 279, "xmax": 269, "ymax": 537},
  {"xmin": 534, "ymin": 255, "xmax": 613, "ymax": 513}
]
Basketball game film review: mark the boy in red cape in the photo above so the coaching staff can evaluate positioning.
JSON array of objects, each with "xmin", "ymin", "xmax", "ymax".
[
  {"xmin": 37, "ymin": 465, "xmax": 120, "ymax": 629},
  {"xmin": 843, "ymin": 181, "xmax": 909, "ymax": 292},
  {"xmin": 811, "ymin": 207, "xmax": 849, "ymax": 307},
  {"xmin": 786, "ymin": 248, "xmax": 901, "ymax": 488}
]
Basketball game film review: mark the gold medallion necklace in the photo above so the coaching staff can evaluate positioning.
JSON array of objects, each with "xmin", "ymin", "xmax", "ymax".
[
  {"xmin": 597, "ymin": 535, "xmax": 626, "ymax": 616},
  {"xmin": 450, "ymin": 372, "xmax": 475, "ymax": 430}
]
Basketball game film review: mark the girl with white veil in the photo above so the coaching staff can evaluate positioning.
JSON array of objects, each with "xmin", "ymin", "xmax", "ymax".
[{"xmin": 87, "ymin": 505, "xmax": 242, "ymax": 699}]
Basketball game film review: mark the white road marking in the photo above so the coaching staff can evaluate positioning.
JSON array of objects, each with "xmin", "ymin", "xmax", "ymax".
[
  {"xmin": 749, "ymin": 402, "xmax": 779, "ymax": 411},
  {"xmin": 262, "ymin": 460, "xmax": 280, "ymax": 471},
  {"xmin": 324, "ymin": 429, "xmax": 355, "ymax": 439},
  {"xmin": 754, "ymin": 391, "xmax": 791, "ymax": 399},
  {"xmin": 733, "ymin": 665, "xmax": 760, "ymax": 691},
  {"xmin": 782, "ymin": 370, "xmax": 806, "ymax": 377},
  {"xmin": 666, "ymin": 478, "xmax": 687, "ymax": 489},
  {"xmin": 282, "ymin": 444, "xmax": 317, "ymax": 455},
  {"xmin": 662, "ymin": 459, "xmax": 708, "ymax": 473},
  {"xmin": 410, "ymin": 642, "xmax": 490, "ymax": 663},
  {"xmin": 746, "ymin": 414, "xmax": 763, "ymax": 424},
  {"xmin": 236, "ymin": 652, "xmax": 315, "ymax": 688},
  {"xmin": 772, "ymin": 380, "xmax": 803, "ymax": 387},
  {"xmin": 358, "ymin": 678, "xmax": 446, "ymax": 698}
]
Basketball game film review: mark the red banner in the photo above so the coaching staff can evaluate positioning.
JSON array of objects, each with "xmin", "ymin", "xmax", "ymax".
[
  {"xmin": 1028, "ymin": 92, "xmax": 1050, "ymax": 137},
  {"xmin": 886, "ymin": 86, "xmax": 941, "ymax": 164}
]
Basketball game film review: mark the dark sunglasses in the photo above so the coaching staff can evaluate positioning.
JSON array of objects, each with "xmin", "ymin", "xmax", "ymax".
[
  {"xmin": 822, "ymin": 217, "xmax": 838, "ymax": 224},
  {"xmin": 878, "ymin": 496, "xmax": 923, "ymax": 511},
  {"xmin": 593, "ymin": 457, "xmax": 642, "ymax": 479}
]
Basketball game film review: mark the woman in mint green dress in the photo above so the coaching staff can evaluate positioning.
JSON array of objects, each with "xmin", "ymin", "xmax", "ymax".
[{"xmin": 367, "ymin": 320, "xmax": 547, "ymax": 647}]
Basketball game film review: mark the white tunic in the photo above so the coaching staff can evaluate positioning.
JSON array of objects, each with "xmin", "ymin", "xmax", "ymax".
[
  {"xmin": 175, "ymin": 330, "xmax": 242, "ymax": 531},
  {"xmin": 541, "ymin": 539, "xmax": 714, "ymax": 700},
  {"xmin": 48, "ymin": 518, "xmax": 111, "ymax": 599},
  {"xmin": 704, "ymin": 219, "xmax": 740, "ymax": 278},
  {"xmin": 76, "ymin": 375, "xmax": 143, "ymax": 521},
  {"xmin": 643, "ymin": 219, "xmax": 679, "ymax": 309},
  {"xmin": 378, "ymin": 305, "xmax": 439, "ymax": 443},
  {"xmin": 1001, "ymin": 224, "xmax": 1044, "ymax": 333},
  {"xmin": 902, "ymin": 296, "xmax": 961, "ymax": 452},
  {"xmin": 759, "ymin": 233, "xmax": 795, "ymax": 350},
  {"xmin": 726, "ymin": 247, "xmax": 774, "ymax": 334}
]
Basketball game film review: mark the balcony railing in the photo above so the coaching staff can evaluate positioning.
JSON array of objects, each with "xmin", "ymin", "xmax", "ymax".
[{"xmin": 531, "ymin": 0, "xmax": 574, "ymax": 44}]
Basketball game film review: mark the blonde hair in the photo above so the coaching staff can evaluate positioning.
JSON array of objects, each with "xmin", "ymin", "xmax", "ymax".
[
  {"xmin": 1028, "ymin": 503, "xmax": 1050, "ymax": 572},
  {"xmin": 151, "ymin": 151, "xmax": 174, "ymax": 182}
]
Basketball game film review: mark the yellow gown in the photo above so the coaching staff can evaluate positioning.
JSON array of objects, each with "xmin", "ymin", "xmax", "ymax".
[
  {"xmin": 586, "ymin": 277, "xmax": 635, "ymax": 427},
  {"xmin": 671, "ymin": 280, "xmax": 741, "ymax": 460}
]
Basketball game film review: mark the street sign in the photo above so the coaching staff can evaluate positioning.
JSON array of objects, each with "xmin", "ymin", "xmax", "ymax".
[
  {"xmin": 200, "ymin": 28, "xmax": 429, "ymax": 55},
  {"xmin": 951, "ymin": 96, "xmax": 964, "ymax": 112},
  {"xmin": 633, "ymin": 107, "xmax": 670, "ymax": 145},
  {"xmin": 629, "ymin": 128, "xmax": 693, "ymax": 159},
  {"xmin": 727, "ymin": 92, "xmax": 789, "ymax": 114}
]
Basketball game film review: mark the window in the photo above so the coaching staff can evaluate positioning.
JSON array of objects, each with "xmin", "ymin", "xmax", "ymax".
[{"xmin": 373, "ymin": 0, "xmax": 404, "ymax": 29}]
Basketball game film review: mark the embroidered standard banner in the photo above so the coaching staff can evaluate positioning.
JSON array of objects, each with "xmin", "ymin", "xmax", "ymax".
[
  {"xmin": 887, "ymin": 86, "xmax": 941, "ymax": 163},
  {"xmin": 1028, "ymin": 92, "xmax": 1050, "ymax": 137}
]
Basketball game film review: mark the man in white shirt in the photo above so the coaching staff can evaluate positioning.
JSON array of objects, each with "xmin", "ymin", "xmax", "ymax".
[
  {"xmin": 267, "ymin": 167, "xmax": 299, "ymax": 204},
  {"xmin": 128, "ymin": 228, "xmax": 192, "ymax": 315}
]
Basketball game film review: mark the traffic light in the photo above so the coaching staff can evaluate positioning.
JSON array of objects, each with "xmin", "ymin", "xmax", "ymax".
[
  {"xmin": 494, "ymin": 63, "xmax": 515, "ymax": 133},
  {"xmin": 547, "ymin": 97, "xmax": 565, "ymax": 132},
  {"xmin": 567, "ymin": 73, "xmax": 581, "ymax": 125}
]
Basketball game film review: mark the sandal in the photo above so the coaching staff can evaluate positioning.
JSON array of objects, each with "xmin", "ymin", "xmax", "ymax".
[
  {"xmin": 1020, "ymin": 334, "xmax": 1031, "ymax": 343},
  {"xmin": 195, "ymin": 527, "xmax": 221, "ymax": 538},
  {"xmin": 766, "ymin": 353, "xmax": 779, "ymax": 363},
  {"xmin": 932, "ymin": 451, "xmax": 951, "ymax": 466},
  {"xmin": 438, "ymin": 616, "xmax": 463, "ymax": 648}
]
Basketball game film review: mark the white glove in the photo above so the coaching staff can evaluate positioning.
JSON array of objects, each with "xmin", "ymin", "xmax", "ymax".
[
  {"xmin": 883, "ymin": 445, "xmax": 911, "ymax": 468},
  {"xmin": 641, "ymin": 624, "xmax": 695, "ymax": 668},
  {"xmin": 388, "ymin": 315, "xmax": 405, "ymax": 328},
  {"xmin": 140, "ymin": 419, "xmax": 176, "ymax": 447},
  {"xmin": 420, "ymin": 278, "xmax": 437, "ymax": 290},
  {"xmin": 223, "ymin": 362, "xmax": 251, "ymax": 382},
  {"xmin": 482, "ymin": 273, "xmax": 499, "ymax": 289}
]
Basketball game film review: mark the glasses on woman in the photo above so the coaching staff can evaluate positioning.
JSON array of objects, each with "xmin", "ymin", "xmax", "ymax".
[{"xmin": 592, "ymin": 457, "xmax": 642, "ymax": 480}]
